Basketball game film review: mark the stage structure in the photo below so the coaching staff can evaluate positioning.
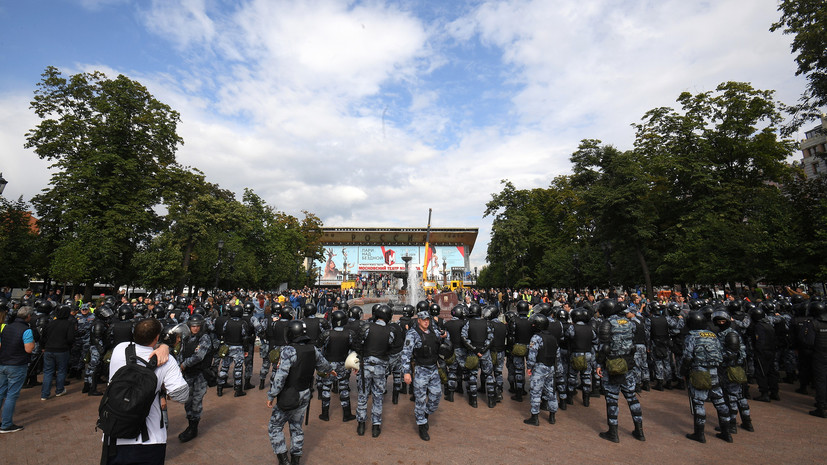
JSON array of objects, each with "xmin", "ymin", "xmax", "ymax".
[{"xmin": 313, "ymin": 227, "xmax": 478, "ymax": 287}]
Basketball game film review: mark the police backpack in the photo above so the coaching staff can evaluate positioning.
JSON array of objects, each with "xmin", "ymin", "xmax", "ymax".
[{"xmin": 96, "ymin": 343, "xmax": 160, "ymax": 463}]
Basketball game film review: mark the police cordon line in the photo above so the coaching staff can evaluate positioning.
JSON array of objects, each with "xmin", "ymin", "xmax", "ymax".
[{"xmin": 1, "ymin": 292, "xmax": 827, "ymax": 463}]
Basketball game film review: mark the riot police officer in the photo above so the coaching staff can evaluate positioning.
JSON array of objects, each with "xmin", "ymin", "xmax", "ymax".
[
  {"xmin": 461, "ymin": 303, "xmax": 495, "ymax": 408},
  {"xmin": 218, "ymin": 305, "xmax": 253, "ymax": 397},
  {"xmin": 266, "ymin": 320, "xmax": 335, "ymax": 465},
  {"xmin": 508, "ymin": 301, "xmax": 533, "ymax": 401},
  {"xmin": 354, "ymin": 304, "xmax": 395, "ymax": 438},
  {"xmin": 596, "ymin": 299, "xmax": 644, "ymax": 442},
  {"xmin": 178, "ymin": 314, "xmax": 211, "ymax": 443},
  {"xmin": 523, "ymin": 314, "xmax": 563, "ymax": 426},
  {"xmin": 318, "ymin": 310, "xmax": 357, "ymax": 422}
]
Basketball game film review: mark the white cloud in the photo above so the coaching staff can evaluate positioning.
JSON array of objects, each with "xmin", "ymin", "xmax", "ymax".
[{"xmin": 1, "ymin": 0, "xmax": 810, "ymax": 273}]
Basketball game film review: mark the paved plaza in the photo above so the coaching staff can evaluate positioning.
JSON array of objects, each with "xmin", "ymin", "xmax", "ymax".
[{"xmin": 3, "ymin": 356, "xmax": 825, "ymax": 465}]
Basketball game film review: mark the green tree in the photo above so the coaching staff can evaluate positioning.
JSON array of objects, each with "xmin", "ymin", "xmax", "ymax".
[
  {"xmin": 0, "ymin": 197, "xmax": 42, "ymax": 287},
  {"xmin": 634, "ymin": 82, "xmax": 796, "ymax": 288},
  {"xmin": 25, "ymin": 66, "xmax": 182, "ymax": 298},
  {"xmin": 771, "ymin": 0, "xmax": 827, "ymax": 130}
]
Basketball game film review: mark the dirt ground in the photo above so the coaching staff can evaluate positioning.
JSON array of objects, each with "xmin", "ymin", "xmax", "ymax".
[{"xmin": 4, "ymin": 356, "xmax": 825, "ymax": 465}]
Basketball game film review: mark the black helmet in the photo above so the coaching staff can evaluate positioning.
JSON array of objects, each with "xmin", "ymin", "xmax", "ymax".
[
  {"xmin": 483, "ymin": 305, "xmax": 499, "ymax": 321},
  {"xmin": 688, "ymin": 299, "xmax": 704, "ymax": 310},
  {"xmin": 760, "ymin": 300, "xmax": 776, "ymax": 314},
  {"xmin": 338, "ymin": 301, "xmax": 350, "ymax": 313},
  {"xmin": 402, "ymin": 305, "xmax": 415, "ymax": 317},
  {"xmin": 286, "ymin": 320, "xmax": 307, "ymax": 342},
  {"xmin": 535, "ymin": 302, "xmax": 552, "ymax": 316},
  {"xmin": 375, "ymin": 305, "xmax": 392, "ymax": 323},
  {"xmin": 165, "ymin": 302, "xmax": 177, "ymax": 314},
  {"xmin": 118, "ymin": 304, "xmax": 134, "ymax": 321},
  {"xmin": 243, "ymin": 302, "xmax": 255, "ymax": 316},
  {"xmin": 371, "ymin": 304, "xmax": 381, "ymax": 318},
  {"xmin": 749, "ymin": 306, "xmax": 765, "ymax": 322},
  {"xmin": 429, "ymin": 303, "xmax": 441, "ymax": 317},
  {"xmin": 271, "ymin": 302, "xmax": 283, "ymax": 314},
  {"xmin": 230, "ymin": 305, "xmax": 243, "ymax": 318},
  {"xmin": 192, "ymin": 306, "xmax": 206, "ymax": 316},
  {"xmin": 556, "ymin": 308, "xmax": 569, "ymax": 323},
  {"xmin": 279, "ymin": 306, "xmax": 293, "ymax": 320},
  {"xmin": 203, "ymin": 302, "xmax": 212, "ymax": 311},
  {"xmin": 667, "ymin": 302, "xmax": 682, "ymax": 316},
  {"xmin": 176, "ymin": 296, "xmax": 188, "ymax": 306},
  {"xmin": 330, "ymin": 310, "xmax": 348, "ymax": 328},
  {"xmin": 187, "ymin": 314, "xmax": 206, "ymax": 328},
  {"xmin": 0, "ymin": 296, "xmax": 8, "ymax": 311},
  {"xmin": 516, "ymin": 300, "xmax": 530, "ymax": 315},
  {"xmin": 530, "ymin": 313, "xmax": 549, "ymax": 332},
  {"xmin": 451, "ymin": 305, "xmax": 467, "ymax": 319},
  {"xmin": 686, "ymin": 311, "xmax": 706, "ymax": 330},
  {"xmin": 96, "ymin": 304, "xmax": 115, "ymax": 321},
  {"xmin": 726, "ymin": 299, "xmax": 742, "ymax": 313},
  {"xmin": 350, "ymin": 306, "xmax": 363, "ymax": 321},
  {"xmin": 701, "ymin": 306, "xmax": 714, "ymax": 321},
  {"xmin": 152, "ymin": 306, "xmax": 167, "ymax": 320},
  {"xmin": 104, "ymin": 296, "xmax": 116, "ymax": 307},
  {"xmin": 711, "ymin": 310, "xmax": 731, "ymax": 330},
  {"xmin": 809, "ymin": 301, "xmax": 827, "ymax": 320},
  {"xmin": 303, "ymin": 303, "xmax": 317, "ymax": 318},
  {"xmin": 467, "ymin": 303, "xmax": 482, "ymax": 318},
  {"xmin": 598, "ymin": 299, "xmax": 617, "ymax": 317},
  {"xmin": 571, "ymin": 307, "xmax": 589, "ymax": 323},
  {"xmin": 415, "ymin": 301, "xmax": 429, "ymax": 315}
]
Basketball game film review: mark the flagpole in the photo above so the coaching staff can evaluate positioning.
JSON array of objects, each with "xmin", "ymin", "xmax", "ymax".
[{"xmin": 423, "ymin": 208, "xmax": 432, "ymax": 281}]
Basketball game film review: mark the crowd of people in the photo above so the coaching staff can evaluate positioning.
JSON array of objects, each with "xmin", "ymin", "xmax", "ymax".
[{"xmin": 1, "ymin": 285, "xmax": 826, "ymax": 464}]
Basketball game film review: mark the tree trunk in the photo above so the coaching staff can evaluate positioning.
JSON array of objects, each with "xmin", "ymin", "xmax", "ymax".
[
  {"xmin": 635, "ymin": 244, "xmax": 654, "ymax": 302},
  {"xmin": 177, "ymin": 238, "xmax": 194, "ymax": 295}
]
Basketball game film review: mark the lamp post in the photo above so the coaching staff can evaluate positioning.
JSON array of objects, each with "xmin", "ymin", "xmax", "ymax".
[
  {"xmin": 474, "ymin": 266, "xmax": 478, "ymax": 285},
  {"xmin": 0, "ymin": 172, "xmax": 7, "ymax": 196},
  {"xmin": 213, "ymin": 240, "xmax": 224, "ymax": 292},
  {"xmin": 441, "ymin": 258, "xmax": 448, "ymax": 288},
  {"xmin": 401, "ymin": 253, "xmax": 412, "ymax": 290}
]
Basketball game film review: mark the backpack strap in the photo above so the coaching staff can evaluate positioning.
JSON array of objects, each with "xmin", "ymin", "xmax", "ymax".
[{"xmin": 126, "ymin": 342, "xmax": 159, "ymax": 441}]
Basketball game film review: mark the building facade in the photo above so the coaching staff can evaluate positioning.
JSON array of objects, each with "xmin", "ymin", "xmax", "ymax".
[{"xmin": 801, "ymin": 115, "xmax": 827, "ymax": 179}]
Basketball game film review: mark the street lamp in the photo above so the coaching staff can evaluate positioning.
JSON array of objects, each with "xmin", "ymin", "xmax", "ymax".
[
  {"xmin": 441, "ymin": 258, "xmax": 448, "ymax": 287},
  {"xmin": 0, "ymin": 172, "xmax": 7, "ymax": 196},
  {"xmin": 474, "ymin": 266, "xmax": 478, "ymax": 284}
]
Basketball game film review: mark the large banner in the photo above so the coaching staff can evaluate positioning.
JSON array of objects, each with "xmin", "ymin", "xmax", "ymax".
[{"xmin": 315, "ymin": 245, "xmax": 465, "ymax": 280}]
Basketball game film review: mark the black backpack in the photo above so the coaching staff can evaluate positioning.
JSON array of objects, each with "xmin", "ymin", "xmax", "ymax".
[{"xmin": 97, "ymin": 343, "xmax": 160, "ymax": 463}]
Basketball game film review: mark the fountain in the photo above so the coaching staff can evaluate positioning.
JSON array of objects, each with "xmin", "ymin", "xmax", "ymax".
[{"xmin": 407, "ymin": 265, "xmax": 423, "ymax": 306}]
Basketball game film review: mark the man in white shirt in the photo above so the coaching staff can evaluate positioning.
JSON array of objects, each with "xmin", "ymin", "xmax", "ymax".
[{"xmin": 103, "ymin": 318, "xmax": 189, "ymax": 465}]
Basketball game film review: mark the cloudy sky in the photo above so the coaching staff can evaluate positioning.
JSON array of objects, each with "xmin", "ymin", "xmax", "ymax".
[{"xmin": 0, "ymin": 0, "xmax": 808, "ymax": 270}]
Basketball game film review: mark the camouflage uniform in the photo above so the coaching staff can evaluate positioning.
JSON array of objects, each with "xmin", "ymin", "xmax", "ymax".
[
  {"xmin": 598, "ymin": 315, "xmax": 643, "ymax": 427},
  {"xmin": 461, "ymin": 317, "xmax": 495, "ymax": 400},
  {"xmin": 683, "ymin": 328, "xmax": 730, "ymax": 438},
  {"xmin": 180, "ymin": 332, "xmax": 211, "ymax": 421},
  {"xmin": 401, "ymin": 325, "xmax": 448, "ymax": 425},
  {"xmin": 527, "ymin": 332, "xmax": 563, "ymax": 415},
  {"xmin": 267, "ymin": 344, "xmax": 332, "ymax": 458},
  {"xmin": 356, "ymin": 321, "xmax": 394, "ymax": 426}
]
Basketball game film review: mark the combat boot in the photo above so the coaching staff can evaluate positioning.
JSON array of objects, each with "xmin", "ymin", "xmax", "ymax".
[
  {"xmin": 548, "ymin": 412, "xmax": 555, "ymax": 424},
  {"xmin": 488, "ymin": 396, "xmax": 496, "ymax": 408},
  {"xmin": 445, "ymin": 390, "xmax": 454, "ymax": 402},
  {"xmin": 277, "ymin": 452, "xmax": 289, "ymax": 465},
  {"xmin": 740, "ymin": 415, "xmax": 754, "ymax": 432},
  {"xmin": 457, "ymin": 383, "xmax": 464, "ymax": 394},
  {"xmin": 234, "ymin": 386, "xmax": 246, "ymax": 397},
  {"xmin": 523, "ymin": 413, "xmax": 539, "ymax": 426},
  {"xmin": 418, "ymin": 424, "xmax": 430, "ymax": 441},
  {"xmin": 715, "ymin": 425, "xmax": 733, "ymax": 443},
  {"xmin": 686, "ymin": 419, "xmax": 705, "ymax": 443},
  {"xmin": 663, "ymin": 380, "xmax": 673, "ymax": 390},
  {"xmin": 582, "ymin": 392, "xmax": 590, "ymax": 407},
  {"xmin": 392, "ymin": 388, "xmax": 399, "ymax": 405},
  {"xmin": 371, "ymin": 424, "xmax": 381, "ymax": 438},
  {"xmin": 290, "ymin": 454, "xmax": 301, "ymax": 465},
  {"xmin": 809, "ymin": 408, "xmax": 827, "ymax": 418},
  {"xmin": 566, "ymin": 390, "xmax": 574, "ymax": 404},
  {"xmin": 259, "ymin": 379, "xmax": 265, "ymax": 390},
  {"xmin": 599, "ymin": 424, "xmax": 619, "ymax": 443},
  {"xmin": 82, "ymin": 382, "xmax": 90, "ymax": 394},
  {"xmin": 216, "ymin": 385, "xmax": 224, "ymax": 397},
  {"xmin": 558, "ymin": 398, "xmax": 567, "ymax": 411},
  {"xmin": 357, "ymin": 421, "xmax": 366, "ymax": 436},
  {"xmin": 469, "ymin": 395, "xmax": 478, "ymax": 408},
  {"xmin": 400, "ymin": 383, "xmax": 407, "ymax": 394},
  {"xmin": 319, "ymin": 406, "xmax": 329, "ymax": 421},
  {"xmin": 632, "ymin": 421, "xmax": 645, "ymax": 441},
  {"xmin": 754, "ymin": 393, "xmax": 771, "ymax": 402},
  {"xmin": 642, "ymin": 380, "xmax": 650, "ymax": 391},
  {"xmin": 342, "ymin": 405, "xmax": 356, "ymax": 422},
  {"xmin": 179, "ymin": 419, "xmax": 199, "ymax": 443},
  {"xmin": 769, "ymin": 391, "xmax": 781, "ymax": 401},
  {"xmin": 675, "ymin": 379, "xmax": 686, "ymax": 390},
  {"xmin": 511, "ymin": 391, "xmax": 523, "ymax": 402},
  {"xmin": 244, "ymin": 379, "xmax": 255, "ymax": 390},
  {"xmin": 88, "ymin": 381, "xmax": 103, "ymax": 397},
  {"xmin": 653, "ymin": 380, "xmax": 664, "ymax": 391}
]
